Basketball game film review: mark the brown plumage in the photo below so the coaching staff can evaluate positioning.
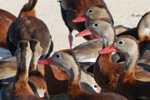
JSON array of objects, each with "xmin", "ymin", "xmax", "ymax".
[
  {"xmin": 76, "ymin": 18, "xmax": 150, "ymax": 93},
  {"xmin": 0, "ymin": 40, "xmax": 49, "ymax": 100},
  {"xmin": 0, "ymin": 56, "xmax": 100, "ymax": 96},
  {"xmin": 100, "ymin": 36, "xmax": 150, "ymax": 100},
  {"xmin": 7, "ymin": 0, "xmax": 53, "ymax": 58},
  {"xmin": 28, "ymin": 39, "xmax": 49, "ymax": 99},
  {"xmin": 9, "ymin": 40, "xmax": 44, "ymax": 100},
  {"xmin": 0, "ymin": 0, "xmax": 37, "ymax": 49},
  {"xmin": 38, "ymin": 62, "xmax": 101, "ymax": 95},
  {"xmin": 60, "ymin": 0, "xmax": 112, "ymax": 48},
  {"xmin": 39, "ymin": 49, "xmax": 127, "ymax": 100},
  {"xmin": 0, "ymin": 9, "xmax": 16, "ymax": 49}
]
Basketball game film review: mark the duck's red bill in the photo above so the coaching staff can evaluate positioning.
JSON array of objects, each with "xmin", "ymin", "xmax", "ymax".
[
  {"xmin": 72, "ymin": 14, "xmax": 88, "ymax": 23},
  {"xmin": 93, "ymin": 35, "xmax": 100, "ymax": 39},
  {"xmin": 38, "ymin": 57, "xmax": 54, "ymax": 65},
  {"xmin": 97, "ymin": 90, "xmax": 101, "ymax": 93},
  {"xmin": 99, "ymin": 44, "xmax": 117, "ymax": 54},
  {"xmin": 76, "ymin": 28, "xmax": 93, "ymax": 37}
]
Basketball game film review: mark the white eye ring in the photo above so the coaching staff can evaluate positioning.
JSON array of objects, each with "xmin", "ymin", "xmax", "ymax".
[
  {"xmin": 93, "ymin": 23, "xmax": 99, "ymax": 27},
  {"xmin": 88, "ymin": 9, "xmax": 94, "ymax": 13},
  {"xmin": 118, "ymin": 40, "xmax": 124, "ymax": 45}
]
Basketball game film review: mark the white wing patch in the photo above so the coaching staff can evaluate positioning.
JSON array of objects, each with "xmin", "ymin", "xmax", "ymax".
[{"xmin": 37, "ymin": 89, "xmax": 46, "ymax": 97}]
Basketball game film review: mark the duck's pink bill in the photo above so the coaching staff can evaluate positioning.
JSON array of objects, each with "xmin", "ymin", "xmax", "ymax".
[
  {"xmin": 76, "ymin": 28, "xmax": 92, "ymax": 37},
  {"xmin": 41, "ymin": 47, "xmax": 43, "ymax": 51},
  {"xmin": 38, "ymin": 57, "xmax": 54, "ymax": 65},
  {"xmin": 97, "ymin": 90, "xmax": 101, "ymax": 93},
  {"xmin": 99, "ymin": 44, "xmax": 117, "ymax": 54},
  {"xmin": 93, "ymin": 35, "xmax": 100, "ymax": 39},
  {"xmin": 72, "ymin": 14, "xmax": 88, "ymax": 23}
]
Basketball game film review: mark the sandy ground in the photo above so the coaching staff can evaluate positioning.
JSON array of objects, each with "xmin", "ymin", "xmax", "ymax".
[{"xmin": 0, "ymin": 0, "xmax": 150, "ymax": 58}]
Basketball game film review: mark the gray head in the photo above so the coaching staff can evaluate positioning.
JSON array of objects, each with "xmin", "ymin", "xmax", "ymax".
[
  {"xmin": 51, "ymin": 49, "xmax": 101, "ymax": 92},
  {"xmin": 114, "ymin": 36, "xmax": 139, "ymax": 57},
  {"xmin": 51, "ymin": 49, "xmax": 78, "ymax": 71},
  {"xmin": 51, "ymin": 49, "xmax": 80, "ymax": 83},
  {"xmin": 85, "ymin": 18, "xmax": 116, "ymax": 48},
  {"xmin": 85, "ymin": 18, "xmax": 115, "ymax": 37},
  {"xmin": 85, "ymin": 6, "xmax": 114, "ymax": 24}
]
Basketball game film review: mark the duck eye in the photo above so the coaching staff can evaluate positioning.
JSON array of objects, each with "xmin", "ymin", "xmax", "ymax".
[
  {"xmin": 94, "ymin": 23, "xmax": 99, "ymax": 27},
  {"xmin": 119, "ymin": 41, "xmax": 124, "ymax": 45},
  {"xmin": 88, "ymin": 9, "xmax": 94, "ymax": 13},
  {"xmin": 94, "ymin": 85, "xmax": 98, "ymax": 88},
  {"xmin": 56, "ymin": 54, "xmax": 60, "ymax": 58}
]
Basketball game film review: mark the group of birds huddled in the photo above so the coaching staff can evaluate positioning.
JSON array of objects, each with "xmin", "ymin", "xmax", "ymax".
[{"xmin": 0, "ymin": 0, "xmax": 150, "ymax": 100}]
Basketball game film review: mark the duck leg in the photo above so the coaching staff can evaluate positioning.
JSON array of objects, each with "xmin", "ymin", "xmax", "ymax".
[{"xmin": 68, "ymin": 32, "xmax": 73, "ymax": 49}]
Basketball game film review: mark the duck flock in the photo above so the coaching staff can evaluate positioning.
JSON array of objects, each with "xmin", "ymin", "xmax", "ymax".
[{"xmin": 0, "ymin": 0, "xmax": 150, "ymax": 100}]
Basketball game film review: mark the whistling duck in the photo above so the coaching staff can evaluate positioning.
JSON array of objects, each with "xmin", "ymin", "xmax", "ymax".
[
  {"xmin": 0, "ymin": 57, "xmax": 101, "ymax": 96},
  {"xmin": 38, "ymin": 49, "xmax": 128, "ymax": 100},
  {"xmin": 72, "ymin": 23, "xmax": 130, "ymax": 72},
  {"xmin": 100, "ymin": 36, "xmax": 150, "ymax": 100},
  {"xmin": 72, "ymin": 25, "xmax": 129, "ymax": 69},
  {"xmin": 59, "ymin": 0, "xmax": 112, "ymax": 48},
  {"xmin": 38, "ymin": 62, "xmax": 101, "ymax": 95},
  {"xmin": 77, "ymin": 11, "xmax": 150, "ymax": 54},
  {"xmin": 0, "ymin": 39, "xmax": 49, "ymax": 100},
  {"xmin": 77, "ymin": 18, "xmax": 150, "ymax": 92},
  {"xmin": 7, "ymin": 0, "xmax": 53, "ymax": 58},
  {"xmin": 9, "ymin": 40, "xmax": 44, "ymax": 100},
  {"xmin": 0, "ymin": 9, "xmax": 16, "ymax": 49}
]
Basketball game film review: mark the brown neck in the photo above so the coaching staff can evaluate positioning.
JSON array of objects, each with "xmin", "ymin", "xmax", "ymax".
[
  {"xmin": 18, "ymin": 0, "xmax": 37, "ymax": 17},
  {"xmin": 68, "ymin": 78, "xmax": 82, "ymax": 99},
  {"xmin": 97, "ymin": 52, "xmax": 115, "ymax": 73},
  {"xmin": 65, "ymin": 60, "xmax": 82, "ymax": 94},
  {"xmin": 15, "ymin": 56, "xmax": 29, "ymax": 85},
  {"xmin": 20, "ymin": 9, "xmax": 36, "ymax": 17},
  {"xmin": 96, "ymin": 24, "xmax": 116, "ymax": 74}
]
